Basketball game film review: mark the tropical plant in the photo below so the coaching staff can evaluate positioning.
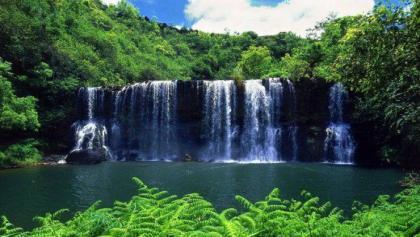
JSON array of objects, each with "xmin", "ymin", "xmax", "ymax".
[{"xmin": 1, "ymin": 178, "xmax": 418, "ymax": 236}]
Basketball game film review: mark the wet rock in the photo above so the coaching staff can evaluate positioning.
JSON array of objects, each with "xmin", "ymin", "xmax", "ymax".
[
  {"xmin": 43, "ymin": 155, "xmax": 66, "ymax": 163},
  {"xmin": 66, "ymin": 148, "xmax": 109, "ymax": 165},
  {"xmin": 182, "ymin": 153, "xmax": 194, "ymax": 162}
]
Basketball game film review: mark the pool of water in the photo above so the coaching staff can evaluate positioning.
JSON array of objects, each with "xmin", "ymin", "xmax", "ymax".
[{"xmin": 0, "ymin": 162, "xmax": 404, "ymax": 229}]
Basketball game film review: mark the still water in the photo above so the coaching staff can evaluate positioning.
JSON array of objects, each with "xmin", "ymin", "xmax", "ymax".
[{"xmin": 0, "ymin": 162, "xmax": 404, "ymax": 229}]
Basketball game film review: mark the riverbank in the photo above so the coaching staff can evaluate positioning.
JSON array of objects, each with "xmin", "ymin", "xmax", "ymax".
[{"xmin": 0, "ymin": 155, "xmax": 66, "ymax": 171}]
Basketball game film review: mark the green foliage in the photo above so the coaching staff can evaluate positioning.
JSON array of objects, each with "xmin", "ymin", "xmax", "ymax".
[
  {"xmin": 327, "ymin": 1, "xmax": 419, "ymax": 163},
  {"xmin": 0, "ymin": 216, "xmax": 23, "ymax": 237},
  {"xmin": 277, "ymin": 53, "xmax": 310, "ymax": 81},
  {"xmin": 400, "ymin": 172, "xmax": 420, "ymax": 188},
  {"xmin": 1, "ymin": 178, "xmax": 418, "ymax": 236},
  {"xmin": 279, "ymin": 0, "xmax": 420, "ymax": 164},
  {"xmin": 0, "ymin": 59, "xmax": 40, "ymax": 132},
  {"xmin": 0, "ymin": 139, "xmax": 42, "ymax": 167},
  {"xmin": 237, "ymin": 46, "xmax": 273, "ymax": 79},
  {"xmin": 0, "ymin": 58, "xmax": 40, "ymax": 168}
]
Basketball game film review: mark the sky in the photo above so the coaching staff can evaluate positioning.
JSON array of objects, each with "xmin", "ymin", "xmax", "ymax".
[{"xmin": 102, "ymin": 0, "xmax": 406, "ymax": 36}]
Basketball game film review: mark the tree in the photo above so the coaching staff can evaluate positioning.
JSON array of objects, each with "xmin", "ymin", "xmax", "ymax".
[
  {"xmin": 0, "ymin": 58, "xmax": 41, "ymax": 167},
  {"xmin": 0, "ymin": 58, "xmax": 40, "ymax": 131},
  {"xmin": 335, "ymin": 3, "xmax": 420, "ymax": 163},
  {"xmin": 191, "ymin": 55, "xmax": 218, "ymax": 80},
  {"xmin": 238, "ymin": 46, "xmax": 273, "ymax": 79},
  {"xmin": 278, "ymin": 53, "xmax": 310, "ymax": 80}
]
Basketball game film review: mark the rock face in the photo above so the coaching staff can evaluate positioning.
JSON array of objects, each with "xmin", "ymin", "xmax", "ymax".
[{"xmin": 66, "ymin": 148, "xmax": 110, "ymax": 165}]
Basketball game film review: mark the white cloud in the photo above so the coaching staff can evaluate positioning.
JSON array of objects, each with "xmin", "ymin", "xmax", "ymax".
[
  {"xmin": 101, "ymin": 0, "xmax": 120, "ymax": 5},
  {"xmin": 174, "ymin": 24, "xmax": 184, "ymax": 29},
  {"xmin": 185, "ymin": 0, "xmax": 374, "ymax": 36}
]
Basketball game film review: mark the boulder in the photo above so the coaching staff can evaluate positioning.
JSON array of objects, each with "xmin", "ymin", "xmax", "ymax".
[
  {"xmin": 182, "ymin": 153, "xmax": 194, "ymax": 162},
  {"xmin": 66, "ymin": 148, "xmax": 110, "ymax": 165}
]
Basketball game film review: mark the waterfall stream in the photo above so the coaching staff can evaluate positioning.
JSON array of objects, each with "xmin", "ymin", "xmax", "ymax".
[
  {"xmin": 324, "ymin": 83, "xmax": 356, "ymax": 164},
  {"xmin": 69, "ymin": 79, "xmax": 355, "ymax": 163},
  {"xmin": 110, "ymin": 81, "xmax": 177, "ymax": 160},
  {"xmin": 71, "ymin": 88, "xmax": 110, "ymax": 155},
  {"xmin": 241, "ymin": 80, "xmax": 276, "ymax": 161},
  {"xmin": 202, "ymin": 80, "xmax": 236, "ymax": 160}
]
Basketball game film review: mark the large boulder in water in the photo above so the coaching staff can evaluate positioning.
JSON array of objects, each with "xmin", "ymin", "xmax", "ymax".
[{"xmin": 66, "ymin": 148, "xmax": 110, "ymax": 165}]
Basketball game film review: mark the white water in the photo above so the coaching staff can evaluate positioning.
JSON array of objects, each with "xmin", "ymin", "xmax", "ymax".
[
  {"xmin": 71, "ymin": 88, "xmax": 110, "ymax": 154},
  {"xmin": 74, "ymin": 122, "xmax": 108, "ymax": 150},
  {"xmin": 241, "ymin": 80, "xmax": 278, "ymax": 161},
  {"xmin": 324, "ymin": 83, "xmax": 355, "ymax": 164},
  {"xmin": 110, "ymin": 81, "xmax": 178, "ymax": 160},
  {"xmin": 202, "ymin": 80, "xmax": 236, "ymax": 160},
  {"xmin": 71, "ymin": 79, "xmax": 302, "ymax": 162},
  {"xmin": 269, "ymin": 78, "xmax": 284, "ymax": 125}
]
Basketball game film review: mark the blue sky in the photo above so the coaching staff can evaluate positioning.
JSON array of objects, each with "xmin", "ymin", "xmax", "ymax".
[{"xmin": 117, "ymin": 0, "xmax": 406, "ymax": 36}]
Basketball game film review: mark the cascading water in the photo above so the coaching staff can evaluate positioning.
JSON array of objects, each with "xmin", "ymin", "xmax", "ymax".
[
  {"xmin": 267, "ymin": 78, "xmax": 284, "ymax": 161},
  {"xmin": 69, "ymin": 79, "xmax": 345, "ymax": 164},
  {"xmin": 285, "ymin": 80, "xmax": 298, "ymax": 161},
  {"xmin": 202, "ymin": 80, "xmax": 236, "ymax": 160},
  {"xmin": 71, "ymin": 88, "xmax": 110, "ymax": 154},
  {"xmin": 269, "ymin": 79, "xmax": 283, "ymax": 125},
  {"xmin": 265, "ymin": 79, "xmax": 299, "ymax": 161},
  {"xmin": 74, "ymin": 123, "xmax": 108, "ymax": 150},
  {"xmin": 324, "ymin": 83, "xmax": 355, "ymax": 164},
  {"xmin": 240, "ymin": 80, "xmax": 278, "ymax": 162},
  {"xmin": 111, "ymin": 81, "xmax": 178, "ymax": 160}
]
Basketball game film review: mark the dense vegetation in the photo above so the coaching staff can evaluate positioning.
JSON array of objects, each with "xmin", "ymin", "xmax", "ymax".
[
  {"xmin": 0, "ymin": 0, "xmax": 418, "ymax": 167},
  {"xmin": 0, "ymin": 59, "xmax": 41, "ymax": 167},
  {"xmin": 0, "ymin": 177, "xmax": 419, "ymax": 236}
]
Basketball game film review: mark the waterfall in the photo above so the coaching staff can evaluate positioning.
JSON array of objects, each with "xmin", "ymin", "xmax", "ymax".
[
  {"xmin": 149, "ymin": 81, "xmax": 178, "ymax": 160},
  {"xmin": 329, "ymin": 83, "xmax": 346, "ymax": 123},
  {"xmin": 109, "ymin": 90, "xmax": 123, "ymax": 157},
  {"xmin": 71, "ymin": 88, "xmax": 110, "ymax": 154},
  {"xmin": 285, "ymin": 80, "xmax": 298, "ymax": 161},
  {"xmin": 202, "ymin": 80, "xmax": 236, "ymax": 160},
  {"xmin": 240, "ymin": 80, "xmax": 278, "ymax": 162},
  {"xmin": 111, "ymin": 81, "xmax": 178, "ymax": 160},
  {"xmin": 267, "ymin": 78, "xmax": 284, "ymax": 161},
  {"xmin": 87, "ymin": 88, "xmax": 95, "ymax": 119},
  {"xmin": 74, "ymin": 122, "xmax": 108, "ymax": 151},
  {"xmin": 69, "ymin": 79, "xmax": 358, "ymax": 164},
  {"xmin": 268, "ymin": 78, "xmax": 283, "ymax": 126},
  {"xmin": 324, "ymin": 83, "xmax": 355, "ymax": 164}
]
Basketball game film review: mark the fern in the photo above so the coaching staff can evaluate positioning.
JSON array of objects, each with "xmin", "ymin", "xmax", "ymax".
[
  {"xmin": 3, "ymin": 178, "xmax": 418, "ymax": 237},
  {"xmin": 0, "ymin": 216, "xmax": 23, "ymax": 237}
]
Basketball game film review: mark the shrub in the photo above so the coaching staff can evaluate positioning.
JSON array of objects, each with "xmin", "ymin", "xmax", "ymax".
[{"xmin": 0, "ymin": 139, "xmax": 42, "ymax": 167}]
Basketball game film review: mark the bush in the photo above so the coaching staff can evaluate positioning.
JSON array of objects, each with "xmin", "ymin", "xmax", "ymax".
[{"xmin": 0, "ymin": 139, "xmax": 42, "ymax": 167}]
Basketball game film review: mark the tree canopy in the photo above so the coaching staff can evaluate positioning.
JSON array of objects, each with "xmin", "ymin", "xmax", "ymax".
[{"xmin": 0, "ymin": 59, "xmax": 39, "ymax": 132}]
